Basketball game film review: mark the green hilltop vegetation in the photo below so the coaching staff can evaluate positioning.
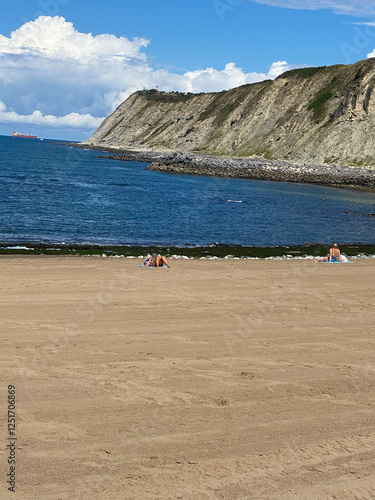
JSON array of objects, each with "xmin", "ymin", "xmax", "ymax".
[{"xmin": 137, "ymin": 88, "xmax": 201, "ymax": 103}]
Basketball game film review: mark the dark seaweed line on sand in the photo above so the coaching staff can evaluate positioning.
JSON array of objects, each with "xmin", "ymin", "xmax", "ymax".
[{"xmin": 1, "ymin": 243, "xmax": 375, "ymax": 259}]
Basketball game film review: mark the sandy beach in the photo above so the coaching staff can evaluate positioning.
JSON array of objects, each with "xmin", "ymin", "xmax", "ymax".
[{"xmin": 1, "ymin": 256, "xmax": 375, "ymax": 499}]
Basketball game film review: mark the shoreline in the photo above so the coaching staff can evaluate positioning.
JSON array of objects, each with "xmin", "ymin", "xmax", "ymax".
[
  {"xmin": 1, "ymin": 242, "xmax": 375, "ymax": 259},
  {"xmin": 66, "ymin": 142, "xmax": 375, "ymax": 192}
]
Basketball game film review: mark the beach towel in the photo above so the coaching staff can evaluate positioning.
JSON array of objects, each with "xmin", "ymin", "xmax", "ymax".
[
  {"xmin": 318, "ymin": 254, "xmax": 353, "ymax": 263},
  {"xmin": 139, "ymin": 264, "xmax": 169, "ymax": 268},
  {"xmin": 319, "ymin": 260, "xmax": 354, "ymax": 263}
]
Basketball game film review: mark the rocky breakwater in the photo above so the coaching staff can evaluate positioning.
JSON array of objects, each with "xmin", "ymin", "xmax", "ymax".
[{"xmin": 146, "ymin": 152, "xmax": 375, "ymax": 191}]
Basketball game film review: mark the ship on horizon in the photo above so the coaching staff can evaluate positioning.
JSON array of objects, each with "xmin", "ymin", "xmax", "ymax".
[{"xmin": 12, "ymin": 131, "xmax": 37, "ymax": 138}]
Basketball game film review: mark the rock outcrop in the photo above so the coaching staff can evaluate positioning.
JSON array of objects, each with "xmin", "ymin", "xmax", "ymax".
[
  {"xmin": 96, "ymin": 150, "xmax": 375, "ymax": 191},
  {"xmin": 86, "ymin": 58, "xmax": 375, "ymax": 166}
]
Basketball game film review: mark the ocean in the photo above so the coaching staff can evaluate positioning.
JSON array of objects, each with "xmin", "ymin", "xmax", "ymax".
[{"xmin": 0, "ymin": 134, "xmax": 374, "ymax": 248}]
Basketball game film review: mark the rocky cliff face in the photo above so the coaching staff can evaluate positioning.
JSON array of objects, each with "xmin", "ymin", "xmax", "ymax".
[{"xmin": 86, "ymin": 59, "xmax": 375, "ymax": 166}]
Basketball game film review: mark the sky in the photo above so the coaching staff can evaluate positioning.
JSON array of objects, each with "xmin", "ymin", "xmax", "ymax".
[{"xmin": 1, "ymin": 0, "xmax": 375, "ymax": 141}]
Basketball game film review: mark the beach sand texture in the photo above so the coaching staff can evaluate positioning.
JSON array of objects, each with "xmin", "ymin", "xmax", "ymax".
[{"xmin": 1, "ymin": 257, "xmax": 375, "ymax": 500}]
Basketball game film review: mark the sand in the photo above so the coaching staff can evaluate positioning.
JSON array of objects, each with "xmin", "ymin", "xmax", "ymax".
[{"xmin": 1, "ymin": 256, "xmax": 375, "ymax": 500}]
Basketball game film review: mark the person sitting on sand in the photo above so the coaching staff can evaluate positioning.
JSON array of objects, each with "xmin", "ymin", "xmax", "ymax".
[
  {"xmin": 144, "ymin": 254, "xmax": 153, "ymax": 267},
  {"xmin": 319, "ymin": 243, "xmax": 347, "ymax": 262},
  {"xmin": 144, "ymin": 253, "xmax": 170, "ymax": 268}
]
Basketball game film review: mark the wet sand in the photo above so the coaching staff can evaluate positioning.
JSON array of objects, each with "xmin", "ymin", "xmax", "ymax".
[{"xmin": 1, "ymin": 256, "xmax": 375, "ymax": 499}]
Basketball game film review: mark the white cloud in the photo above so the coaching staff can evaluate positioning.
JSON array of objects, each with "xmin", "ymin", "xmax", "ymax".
[
  {"xmin": 0, "ymin": 16, "xmax": 152, "ymax": 127},
  {"xmin": 0, "ymin": 100, "xmax": 103, "ymax": 128},
  {"xmin": 161, "ymin": 61, "xmax": 295, "ymax": 93},
  {"xmin": 267, "ymin": 60, "xmax": 294, "ymax": 79},
  {"xmin": 0, "ymin": 15, "xmax": 149, "ymax": 60},
  {"xmin": 177, "ymin": 63, "xmax": 266, "ymax": 92},
  {"xmin": 0, "ymin": 16, "xmax": 297, "ymax": 138},
  {"xmin": 249, "ymin": 1, "xmax": 375, "ymax": 18}
]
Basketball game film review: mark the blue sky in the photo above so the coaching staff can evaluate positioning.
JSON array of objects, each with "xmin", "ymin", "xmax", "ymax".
[{"xmin": 1, "ymin": 0, "xmax": 375, "ymax": 140}]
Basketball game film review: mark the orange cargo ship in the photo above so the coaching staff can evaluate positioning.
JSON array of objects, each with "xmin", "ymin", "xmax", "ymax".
[{"xmin": 12, "ymin": 131, "xmax": 37, "ymax": 138}]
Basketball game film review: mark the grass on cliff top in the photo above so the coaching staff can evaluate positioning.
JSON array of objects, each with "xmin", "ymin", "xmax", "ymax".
[
  {"xmin": 278, "ymin": 66, "xmax": 328, "ymax": 79},
  {"xmin": 138, "ymin": 89, "xmax": 204, "ymax": 103},
  {"xmin": 278, "ymin": 63, "xmax": 352, "ymax": 81}
]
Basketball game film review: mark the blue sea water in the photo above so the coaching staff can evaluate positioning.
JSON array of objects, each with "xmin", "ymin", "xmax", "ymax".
[{"xmin": 0, "ymin": 134, "xmax": 374, "ymax": 247}]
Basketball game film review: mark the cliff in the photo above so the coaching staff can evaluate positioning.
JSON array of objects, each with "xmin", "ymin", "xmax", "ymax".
[{"xmin": 86, "ymin": 58, "xmax": 375, "ymax": 166}]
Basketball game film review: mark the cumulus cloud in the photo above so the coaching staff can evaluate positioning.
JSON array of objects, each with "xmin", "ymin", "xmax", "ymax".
[
  {"xmin": 181, "ymin": 63, "xmax": 265, "ymax": 92},
  {"xmin": 0, "ymin": 100, "xmax": 102, "ymax": 128},
  {"xmin": 249, "ymin": 0, "xmax": 375, "ymax": 18},
  {"xmin": 0, "ymin": 16, "xmax": 296, "ymax": 137},
  {"xmin": 0, "ymin": 15, "xmax": 149, "ymax": 60},
  {"xmin": 0, "ymin": 16, "xmax": 151, "ymax": 120}
]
